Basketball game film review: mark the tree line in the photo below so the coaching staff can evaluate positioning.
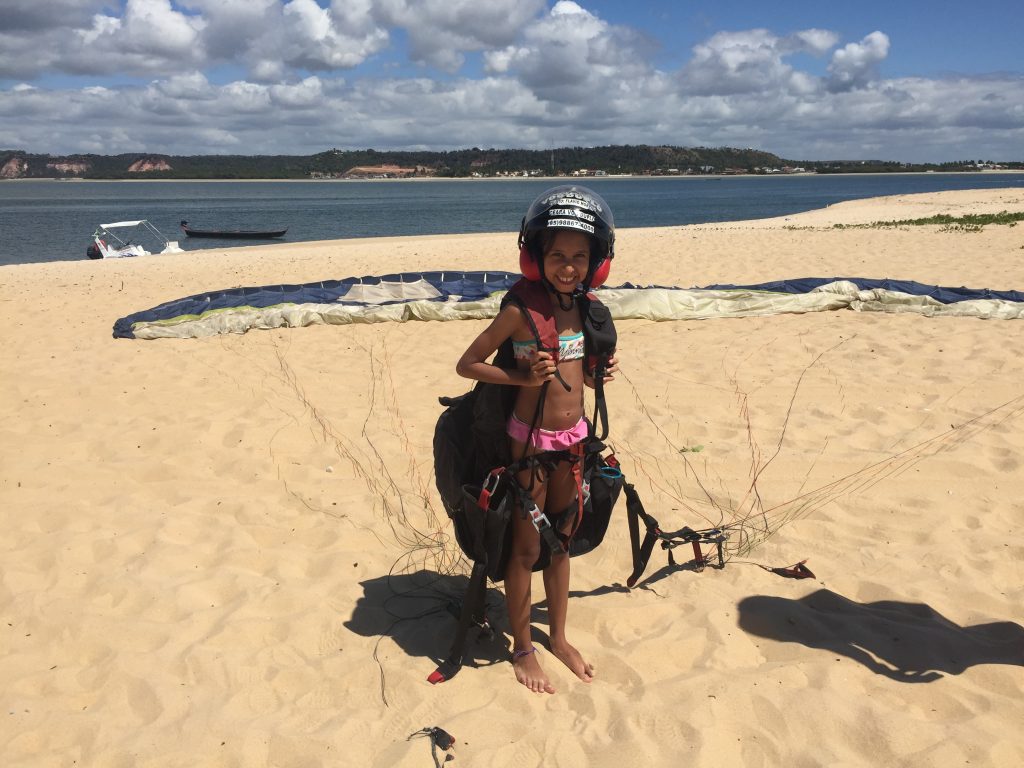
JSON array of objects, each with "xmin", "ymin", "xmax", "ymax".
[{"xmin": 2, "ymin": 145, "xmax": 1020, "ymax": 179}]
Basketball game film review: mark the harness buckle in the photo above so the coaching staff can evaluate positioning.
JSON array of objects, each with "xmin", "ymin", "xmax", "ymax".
[
  {"xmin": 525, "ymin": 501, "xmax": 553, "ymax": 533},
  {"xmin": 477, "ymin": 469, "xmax": 504, "ymax": 509}
]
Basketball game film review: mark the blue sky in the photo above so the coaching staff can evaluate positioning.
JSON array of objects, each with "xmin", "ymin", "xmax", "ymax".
[
  {"xmin": 602, "ymin": 1, "xmax": 1022, "ymax": 76},
  {"xmin": 1, "ymin": 0, "xmax": 1021, "ymax": 162}
]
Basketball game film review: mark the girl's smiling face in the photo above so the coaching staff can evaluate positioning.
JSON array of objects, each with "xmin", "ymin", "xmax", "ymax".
[{"xmin": 542, "ymin": 230, "xmax": 590, "ymax": 291}]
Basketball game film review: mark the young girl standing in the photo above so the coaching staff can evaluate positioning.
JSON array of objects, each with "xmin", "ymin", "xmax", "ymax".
[{"xmin": 456, "ymin": 186, "xmax": 618, "ymax": 694}]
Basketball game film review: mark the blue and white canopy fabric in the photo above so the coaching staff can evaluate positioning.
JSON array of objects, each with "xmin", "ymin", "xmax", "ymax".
[{"xmin": 112, "ymin": 271, "xmax": 1024, "ymax": 340}]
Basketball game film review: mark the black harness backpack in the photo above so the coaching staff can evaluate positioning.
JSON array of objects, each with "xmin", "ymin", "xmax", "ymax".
[{"xmin": 429, "ymin": 283, "xmax": 626, "ymax": 684}]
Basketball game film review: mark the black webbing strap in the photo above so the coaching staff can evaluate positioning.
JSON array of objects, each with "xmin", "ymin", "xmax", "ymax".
[
  {"xmin": 513, "ymin": 479, "xmax": 566, "ymax": 556},
  {"xmin": 505, "ymin": 449, "xmax": 578, "ymax": 476},
  {"xmin": 657, "ymin": 524, "xmax": 726, "ymax": 571},
  {"xmin": 579, "ymin": 292, "xmax": 613, "ymax": 441},
  {"xmin": 590, "ymin": 366, "xmax": 610, "ymax": 441},
  {"xmin": 625, "ymin": 482, "xmax": 661, "ymax": 588},
  {"xmin": 519, "ymin": 380, "xmax": 549, "ymax": 492},
  {"xmin": 428, "ymin": 560, "xmax": 489, "ymax": 684},
  {"xmin": 625, "ymin": 484, "xmax": 730, "ymax": 586}
]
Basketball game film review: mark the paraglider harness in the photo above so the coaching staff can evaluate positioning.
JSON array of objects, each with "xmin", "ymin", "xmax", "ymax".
[{"xmin": 430, "ymin": 279, "xmax": 626, "ymax": 683}]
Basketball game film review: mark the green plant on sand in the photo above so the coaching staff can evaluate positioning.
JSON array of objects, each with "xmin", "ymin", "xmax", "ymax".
[{"xmin": 832, "ymin": 210, "xmax": 1024, "ymax": 232}]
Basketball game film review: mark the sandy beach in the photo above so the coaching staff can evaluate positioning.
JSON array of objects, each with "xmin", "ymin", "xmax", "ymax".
[{"xmin": 2, "ymin": 188, "xmax": 1023, "ymax": 767}]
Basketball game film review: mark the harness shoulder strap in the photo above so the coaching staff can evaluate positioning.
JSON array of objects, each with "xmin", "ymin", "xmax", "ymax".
[
  {"xmin": 503, "ymin": 282, "xmax": 570, "ymax": 393},
  {"xmin": 503, "ymin": 281, "xmax": 557, "ymax": 353},
  {"xmin": 578, "ymin": 293, "xmax": 613, "ymax": 441}
]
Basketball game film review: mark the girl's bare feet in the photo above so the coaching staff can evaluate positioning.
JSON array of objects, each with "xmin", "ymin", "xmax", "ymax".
[
  {"xmin": 512, "ymin": 647, "xmax": 556, "ymax": 694},
  {"xmin": 550, "ymin": 639, "xmax": 594, "ymax": 682}
]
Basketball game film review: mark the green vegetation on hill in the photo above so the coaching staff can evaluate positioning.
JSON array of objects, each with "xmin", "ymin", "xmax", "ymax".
[
  {"xmin": 2, "ymin": 146, "xmax": 1021, "ymax": 180},
  {"xmin": 807, "ymin": 159, "xmax": 1023, "ymax": 173},
  {"xmin": 0, "ymin": 145, "xmax": 783, "ymax": 179}
]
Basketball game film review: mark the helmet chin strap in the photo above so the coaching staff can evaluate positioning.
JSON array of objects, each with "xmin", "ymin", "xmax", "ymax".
[
  {"xmin": 542, "ymin": 278, "xmax": 583, "ymax": 310},
  {"xmin": 536, "ymin": 252, "xmax": 589, "ymax": 309}
]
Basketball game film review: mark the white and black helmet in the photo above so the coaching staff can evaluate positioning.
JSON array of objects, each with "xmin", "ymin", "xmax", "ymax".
[{"xmin": 517, "ymin": 185, "xmax": 615, "ymax": 288}]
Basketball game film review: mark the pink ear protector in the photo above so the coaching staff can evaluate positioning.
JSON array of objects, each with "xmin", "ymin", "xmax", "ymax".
[{"xmin": 518, "ymin": 242, "xmax": 613, "ymax": 288}]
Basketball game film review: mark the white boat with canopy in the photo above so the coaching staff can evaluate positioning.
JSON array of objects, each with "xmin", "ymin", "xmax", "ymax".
[{"xmin": 87, "ymin": 220, "xmax": 183, "ymax": 259}]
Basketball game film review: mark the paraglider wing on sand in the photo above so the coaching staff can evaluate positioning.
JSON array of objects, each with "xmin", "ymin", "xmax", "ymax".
[{"xmin": 112, "ymin": 271, "xmax": 1024, "ymax": 340}]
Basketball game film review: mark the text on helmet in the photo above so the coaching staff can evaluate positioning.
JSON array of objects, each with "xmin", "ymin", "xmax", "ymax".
[
  {"xmin": 542, "ymin": 191, "xmax": 603, "ymax": 214},
  {"xmin": 546, "ymin": 218, "xmax": 596, "ymax": 234},
  {"xmin": 549, "ymin": 207, "xmax": 595, "ymax": 222}
]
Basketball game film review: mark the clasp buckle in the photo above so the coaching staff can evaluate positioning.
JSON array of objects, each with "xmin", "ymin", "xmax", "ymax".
[{"xmin": 477, "ymin": 469, "xmax": 504, "ymax": 508}]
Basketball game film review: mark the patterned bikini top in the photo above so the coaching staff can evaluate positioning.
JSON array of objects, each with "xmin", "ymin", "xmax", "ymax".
[{"xmin": 512, "ymin": 331, "xmax": 585, "ymax": 362}]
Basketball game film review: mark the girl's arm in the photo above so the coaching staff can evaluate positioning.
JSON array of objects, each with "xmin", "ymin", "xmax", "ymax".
[{"xmin": 456, "ymin": 305, "xmax": 554, "ymax": 387}]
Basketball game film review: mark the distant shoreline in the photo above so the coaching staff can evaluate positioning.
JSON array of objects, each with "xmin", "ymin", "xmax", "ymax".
[{"xmin": 4, "ymin": 169, "xmax": 1021, "ymax": 183}]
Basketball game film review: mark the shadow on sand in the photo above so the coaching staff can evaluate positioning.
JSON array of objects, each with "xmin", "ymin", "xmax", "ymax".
[
  {"xmin": 737, "ymin": 588, "xmax": 1024, "ymax": 682},
  {"xmin": 342, "ymin": 571, "xmax": 513, "ymax": 683},
  {"xmin": 343, "ymin": 569, "xmax": 636, "ymax": 685}
]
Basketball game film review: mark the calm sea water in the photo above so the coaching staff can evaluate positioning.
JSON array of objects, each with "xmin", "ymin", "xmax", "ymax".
[{"xmin": 2, "ymin": 173, "xmax": 1022, "ymax": 266}]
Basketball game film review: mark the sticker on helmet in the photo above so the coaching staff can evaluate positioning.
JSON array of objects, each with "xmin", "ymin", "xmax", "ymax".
[
  {"xmin": 547, "ymin": 218, "xmax": 596, "ymax": 234},
  {"xmin": 555, "ymin": 198, "xmax": 600, "ymax": 213},
  {"xmin": 549, "ymin": 207, "xmax": 596, "ymax": 222},
  {"xmin": 542, "ymin": 190, "xmax": 603, "ymax": 214}
]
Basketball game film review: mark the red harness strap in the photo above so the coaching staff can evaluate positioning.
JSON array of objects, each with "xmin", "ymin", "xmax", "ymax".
[
  {"xmin": 770, "ymin": 560, "xmax": 816, "ymax": 579},
  {"xmin": 566, "ymin": 441, "xmax": 585, "ymax": 540}
]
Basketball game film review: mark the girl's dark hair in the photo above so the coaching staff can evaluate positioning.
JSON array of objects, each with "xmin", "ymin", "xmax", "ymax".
[{"xmin": 531, "ymin": 229, "xmax": 600, "ymax": 262}]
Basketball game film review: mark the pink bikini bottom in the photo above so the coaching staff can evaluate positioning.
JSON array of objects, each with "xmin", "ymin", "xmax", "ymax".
[{"xmin": 506, "ymin": 414, "xmax": 588, "ymax": 451}]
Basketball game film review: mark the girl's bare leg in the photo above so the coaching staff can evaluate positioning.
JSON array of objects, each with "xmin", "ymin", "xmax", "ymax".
[
  {"xmin": 542, "ymin": 460, "xmax": 594, "ymax": 682},
  {"xmin": 506, "ymin": 440, "xmax": 556, "ymax": 693},
  {"xmin": 507, "ymin": 512, "xmax": 555, "ymax": 693}
]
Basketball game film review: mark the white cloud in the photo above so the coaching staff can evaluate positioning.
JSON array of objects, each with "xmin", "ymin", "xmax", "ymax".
[
  {"xmin": 0, "ymin": 3, "xmax": 1021, "ymax": 163},
  {"xmin": 181, "ymin": 0, "xmax": 278, "ymax": 59},
  {"xmin": 58, "ymin": 0, "xmax": 207, "ymax": 76},
  {"xmin": 78, "ymin": 14, "xmax": 122, "ymax": 46},
  {"xmin": 121, "ymin": 0, "xmax": 205, "ymax": 56},
  {"xmin": 1, "ymin": 0, "xmax": 104, "ymax": 32},
  {"xmin": 489, "ymin": 0, "xmax": 654, "ymax": 107},
  {"xmin": 681, "ymin": 28, "xmax": 836, "ymax": 96},
  {"xmin": 241, "ymin": 0, "xmax": 389, "ymax": 78},
  {"xmin": 2, "ymin": 64, "xmax": 1022, "ymax": 162},
  {"xmin": 218, "ymin": 81, "xmax": 274, "ymax": 114},
  {"xmin": 270, "ymin": 76, "xmax": 326, "ymax": 108},
  {"xmin": 373, "ymin": 0, "xmax": 545, "ymax": 71},
  {"xmin": 0, "ymin": 0, "xmax": 387, "ymax": 81},
  {"xmin": 155, "ymin": 72, "xmax": 217, "ymax": 100},
  {"xmin": 786, "ymin": 29, "xmax": 840, "ymax": 56},
  {"xmin": 827, "ymin": 31, "xmax": 891, "ymax": 92},
  {"xmin": 483, "ymin": 46, "xmax": 529, "ymax": 74}
]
